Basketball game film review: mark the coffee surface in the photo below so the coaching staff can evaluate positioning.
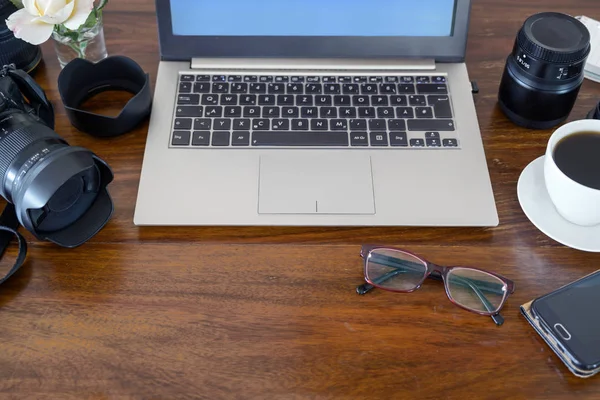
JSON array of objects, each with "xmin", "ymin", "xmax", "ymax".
[{"xmin": 553, "ymin": 131, "xmax": 600, "ymax": 190}]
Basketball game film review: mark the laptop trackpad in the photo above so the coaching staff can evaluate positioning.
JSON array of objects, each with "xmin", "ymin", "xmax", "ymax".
[{"xmin": 258, "ymin": 154, "xmax": 375, "ymax": 214}]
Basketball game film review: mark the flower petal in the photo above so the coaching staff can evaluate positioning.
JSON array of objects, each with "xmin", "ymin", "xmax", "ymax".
[
  {"xmin": 38, "ymin": 0, "xmax": 73, "ymax": 24},
  {"xmin": 6, "ymin": 9, "xmax": 54, "ymax": 45},
  {"xmin": 62, "ymin": 0, "xmax": 94, "ymax": 30},
  {"xmin": 39, "ymin": 0, "xmax": 67, "ymax": 16},
  {"xmin": 22, "ymin": 0, "xmax": 40, "ymax": 16}
]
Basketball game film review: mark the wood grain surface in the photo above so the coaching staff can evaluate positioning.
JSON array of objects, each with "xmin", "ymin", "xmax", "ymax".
[{"xmin": 2, "ymin": 1, "xmax": 600, "ymax": 399}]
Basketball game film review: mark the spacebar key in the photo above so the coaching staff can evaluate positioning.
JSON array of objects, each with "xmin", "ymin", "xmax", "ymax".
[
  {"xmin": 252, "ymin": 131, "xmax": 349, "ymax": 146},
  {"xmin": 408, "ymin": 119, "xmax": 455, "ymax": 131}
]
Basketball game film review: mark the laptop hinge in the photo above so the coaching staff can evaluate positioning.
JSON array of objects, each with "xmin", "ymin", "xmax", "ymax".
[{"xmin": 190, "ymin": 58, "xmax": 436, "ymax": 71}]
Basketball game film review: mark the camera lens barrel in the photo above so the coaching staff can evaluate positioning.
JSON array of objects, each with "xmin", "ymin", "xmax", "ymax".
[{"xmin": 498, "ymin": 12, "xmax": 591, "ymax": 129}]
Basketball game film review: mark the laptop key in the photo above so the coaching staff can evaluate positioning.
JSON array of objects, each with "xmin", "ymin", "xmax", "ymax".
[
  {"xmin": 425, "ymin": 132, "xmax": 440, "ymax": 139},
  {"xmin": 398, "ymin": 84, "xmax": 415, "ymax": 94},
  {"xmin": 334, "ymin": 95, "xmax": 351, "ymax": 106},
  {"xmin": 172, "ymin": 131, "xmax": 191, "ymax": 145},
  {"xmin": 212, "ymin": 83, "xmax": 229, "ymax": 93},
  {"xmin": 282, "ymin": 107, "xmax": 299, "ymax": 118},
  {"xmin": 232, "ymin": 131, "xmax": 250, "ymax": 146},
  {"xmin": 396, "ymin": 107, "xmax": 414, "ymax": 118},
  {"xmin": 252, "ymin": 119, "xmax": 269, "ymax": 130},
  {"xmin": 428, "ymin": 95, "xmax": 453, "ymax": 118},
  {"xmin": 400, "ymin": 77, "xmax": 414, "ymax": 83},
  {"xmin": 316, "ymin": 96, "xmax": 332, "ymax": 106},
  {"xmin": 174, "ymin": 118, "xmax": 192, "ymax": 130},
  {"xmin": 287, "ymin": 83, "xmax": 303, "ymax": 94},
  {"xmin": 368, "ymin": 119, "xmax": 386, "ymax": 131},
  {"xmin": 244, "ymin": 76, "xmax": 258, "ymax": 82},
  {"xmin": 269, "ymin": 83, "xmax": 286, "ymax": 94},
  {"xmin": 179, "ymin": 82, "xmax": 192, "ymax": 93},
  {"xmin": 377, "ymin": 107, "xmax": 394, "ymax": 118},
  {"xmin": 297, "ymin": 95, "xmax": 313, "ymax": 106},
  {"xmin": 350, "ymin": 132, "xmax": 369, "ymax": 146},
  {"xmin": 358, "ymin": 107, "xmax": 375, "ymax": 118},
  {"xmin": 291, "ymin": 119, "xmax": 309, "ymax": 130},
  {"xmin": 194, "ymin": 118, "xmax": 211, "ymax": 130},
  {"xmin": 262, "ymin": 106, "xmax": 280, "ymax": 117},
  {"xmin": 324, "ymin": 84, "xmax": 341, "ymax": 94},
  {"xmin": 301, "ymin": 107, "xmax": 318, "ymax": 118},
  {"xmin": 240, "ymin": 95, "xmax": 257, "ymax": 105},
  {"xmin": 231, "ymin": 83, "xmax": 248, "ymax": 93},
  {"xmin": 390, "ymin": 132, "xmax": 408, "ymax": 146},
  {"xmin": 176, "ymin": 106, "xmax": 203, "ymax": 117},
  {"xmin": 409, "ymin": 95, "xmax": 426, "ymax": 106},
  {"xmin": 426, "ymin": 138, "xmax": 442, "ymax": 147},
  {"xmin": 201, "ymin": 94, "xmax": 218, "ymax": 105},
  {"xmin": 391, "ymin": 95, "xmax": 407, "ymax": 106},
  {"xmin": 320, "ymin": 107, "xmax": 337, "ymax": 118},
  {"xmin": 177, "ymin": 94, "xmax": 200, "ymax": 105},
  {"xmin": 233, "ymin": 119, "xmax": 251, "ymax": 130},
  {"xmin": 407, "ymin": 119, "xmax": 455, "ymax": 131},
  {"xmin": 410, "ymin": 139, "xmax": 425, "ymax": 147},
  {"xmin": 205, "ymin": 106, "xmax": 222, "ymax": 117},
  {"xmin": 322, "ymin": 77, "xmax": 337, "ymax": 83},
  {"xmin": 380, "ymin": 84, "xmax": 397, "ymax": 94},
  {"xmin": 372, "ymin": 96, "xmax": 388, "ymax": 106},
  {"xmin": 361, "ymin": 84, "xmax": 378, "ymax": 94},
  {"xmin": 340, "ymin": 107, "xmax": 357, "ymax": 118},
  {"xmin": 416, "ymin": 107, "xmax": 434, "ymax": 118},
  {"xmin": 277, "ymin": 95, "xmax": 294, "ymax": 105},
  {"xmin": 305, "ymin": 84, "xmax": 322, "ymax": 94},
  {"xmin": 225, "ymin": 106, "xmax": 242, "ymax": 117},
  {"xmin": 221, "ymin": 94, "xmax": 238, "ymax": 105},
  {"xmin": 251, "ymin": 132, "xmax": 348, "ymax": 146},
  {"xmin": 416, "ymin": 76, "xmax": 430, "ymax": 83},
  {"xmin": 370, "ymin": 132, "xmax": 388, "ymax": 146},
  {"xmin": 228, "ymin": 75, "xmax": 242, "ymax": 82},
  {"xmin": 193, "ymin": 82, "xmax": 210, "ymax": 93},
  {"xmin": 196, "ymin": 75, "xmax": 210, "ymax": 82},
  {"xmin": 342, "ymin": 84, "xmax": 359, "ymax": 94},
  {"xmin": 353, "ymin": 95, "xmax": 370, "ymax": 106},
  {"xmin": 249, "ymin": 83, "xmax": 267, "ymax": 93},
  {"xmin": 272, "ymin": 119, "xmax": 291, "ymax": 130},
  {"xmin": 180, "ymin": 75, "xmax": 194, "ymax": 82},
  {"xmin": 350, "ymin": 119, "xmax": 367, "ymax": 130},
  {"xmin": 354, "ymin": 76, "xmax": 368, "ymax": 83},
  {"xmin": 243, "ymin": 107, "xmax": 260, "ymax": 117},
  {"xmin": 259, "ymin": 76, "xmax": 273, "ymax": 82},
  {"xmin": 212, "ymin": 132, "xmax": 230, "ymax": 146},
  {"xmin": 388, "ymin": 119, "xmax": 406, "ymax": 131},
  {"xmin": 213, "ymin": 75, "xmax": 226, "ymax": 82},
  {"xmin": 432, "ymin": 76, "xmax": 447, "ymax": 83},
  {"xmin": 192, "ymin": 131, "xmax": 210, "ymax": 146},
  {"xmin": 417, "ymin": 84, "xmax": 448, "ymax": 94},
  {"xmin": 258, "ymin": 95, "xmax": 275, "ymax": 105},
  {"xmin": 385, "ymin": 76, "xmax": 399, "ymax": 83},
  {"xmin": 214, "ymin": 119, "xmax": 232, "ymax": 131},
  {"xmin": 311, "ymin": 119, "xmax": 328, "ymax": 130},
  {"xmin": 443, "ymin": 138, "xmax": 459, "ymax": 147},
  {"xmin": 306, "ymin": 76, "xmax": 320, "ymax": 82},
  {"xmin": 275, "ymin": 76, "xmax": 289, "ymax": 83},
  {"xmin": 331, "ymin": 119, "xmax": 348, "ymax": 130},
  {"xmin": 290, "ymin": 76, "xmax": 304, "ymax": 83}
]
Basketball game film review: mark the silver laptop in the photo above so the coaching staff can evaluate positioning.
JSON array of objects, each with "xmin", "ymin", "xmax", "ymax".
[{"xmin": 134, "ymin": 0, "xmax": 498, "ymax": 227}]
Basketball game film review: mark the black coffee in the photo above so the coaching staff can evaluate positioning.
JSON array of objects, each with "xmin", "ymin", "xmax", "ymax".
[{"xmin": 553, "ymin": 131, "xmax": 600, "ymax": 190}]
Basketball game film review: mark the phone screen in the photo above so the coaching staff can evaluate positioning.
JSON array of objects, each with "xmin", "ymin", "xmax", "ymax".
[{"xmin": 532, "ymin": 270, "xmax": 600, "ymax": 370}]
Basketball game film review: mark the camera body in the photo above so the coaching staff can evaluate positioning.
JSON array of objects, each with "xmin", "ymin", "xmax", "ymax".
[{"xmin": 0, "ymin": 65, "xmax": 114, "ymax": 247}]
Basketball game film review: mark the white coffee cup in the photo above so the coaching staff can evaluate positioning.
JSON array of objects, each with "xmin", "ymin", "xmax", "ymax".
[{"xmin": 544, "ymin": 119, "xmax": 600, "ymax": 226}]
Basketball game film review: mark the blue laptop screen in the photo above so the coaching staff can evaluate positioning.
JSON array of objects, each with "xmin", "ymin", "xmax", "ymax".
[{"xmin": 170, "ymin": 0, "xmax": 457, "ymax": 37}]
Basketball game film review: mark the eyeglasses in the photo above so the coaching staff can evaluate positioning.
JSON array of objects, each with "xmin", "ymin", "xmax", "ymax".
[{"xmin": 356, "ymin": 245, "xmax": 515, "ymax": 326}]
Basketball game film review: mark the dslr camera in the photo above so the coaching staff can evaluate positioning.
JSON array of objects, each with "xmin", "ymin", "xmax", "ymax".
[{"xmin": 0, "ymin": 64, "xmax": 114, "ymax": 247}]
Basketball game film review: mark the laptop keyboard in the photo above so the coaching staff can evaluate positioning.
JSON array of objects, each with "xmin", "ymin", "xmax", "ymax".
[{"xmin": 171, "ymin": 74, "xmax": 459, "ymax": 149}]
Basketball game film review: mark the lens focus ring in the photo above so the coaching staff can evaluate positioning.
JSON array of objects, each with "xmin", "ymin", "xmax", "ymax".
[{"xmin": 0, "ymin": 125, "xmax": 61, "ymax": 180}]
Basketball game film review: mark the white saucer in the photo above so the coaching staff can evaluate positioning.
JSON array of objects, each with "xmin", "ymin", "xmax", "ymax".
[{"xmin": 517, "ymin": 156, "xmax": 600, "ymax": 252}]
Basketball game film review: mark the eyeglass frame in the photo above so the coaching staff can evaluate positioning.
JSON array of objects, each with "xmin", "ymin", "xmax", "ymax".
[{"xmin": 356, "ymin": 245, "xmax": 516, "ymax": 326}]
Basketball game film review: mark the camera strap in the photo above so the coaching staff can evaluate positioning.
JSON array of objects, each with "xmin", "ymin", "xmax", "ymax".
[{"xmin": 0, "ymin": 204, "xmax": 27, "ymax": 285}]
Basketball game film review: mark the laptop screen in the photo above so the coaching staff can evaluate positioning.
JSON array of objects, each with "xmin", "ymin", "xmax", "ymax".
[{"xmin": 170, "ymin": 0, "xmax": 457, "ymax": 37}]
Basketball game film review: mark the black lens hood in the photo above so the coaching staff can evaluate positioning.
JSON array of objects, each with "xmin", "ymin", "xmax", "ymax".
[{"xmin": 58, "ymin": 55, "xmax": 152, "ymax": 137}]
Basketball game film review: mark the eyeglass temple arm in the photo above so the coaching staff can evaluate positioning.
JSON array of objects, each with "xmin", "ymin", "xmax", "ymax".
[{"xmin": 357, "ymin": 255, "xmax": 505, "ymax": 326}]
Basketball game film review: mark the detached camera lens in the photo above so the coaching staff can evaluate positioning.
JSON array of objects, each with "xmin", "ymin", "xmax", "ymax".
[{"xmin": 498, "ymin": 12, "xmax": 591, "ymax": 129}]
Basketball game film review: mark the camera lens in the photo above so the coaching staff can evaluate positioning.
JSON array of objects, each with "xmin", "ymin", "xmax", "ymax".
[
  {"xmin": 0, "ymin": 112, "xmax": 113, "ymax": 248},
  {"xmin": 498, "ymin": 12, "xmax": 591, "ymax": 129}
]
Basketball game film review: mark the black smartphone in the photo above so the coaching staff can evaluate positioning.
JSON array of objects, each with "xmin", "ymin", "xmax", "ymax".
[{"xmin": 530, "ymin": 270, "xmax": 600, "ymax": 373}]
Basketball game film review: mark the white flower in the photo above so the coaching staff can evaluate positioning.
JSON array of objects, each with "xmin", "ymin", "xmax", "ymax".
[{"xmin": 6, "ymin": 0, "xmax": 95, "ymax": 45}]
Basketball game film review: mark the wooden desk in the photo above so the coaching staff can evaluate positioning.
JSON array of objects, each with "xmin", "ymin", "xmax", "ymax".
[{"xmin": 1, "ymin": 1, "xmax": 600, "ymax": 398}]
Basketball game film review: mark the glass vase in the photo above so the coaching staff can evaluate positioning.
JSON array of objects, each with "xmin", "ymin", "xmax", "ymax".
[{"xmin": 51, "ymin": 13, "xmax": 108, "ymax": 68}]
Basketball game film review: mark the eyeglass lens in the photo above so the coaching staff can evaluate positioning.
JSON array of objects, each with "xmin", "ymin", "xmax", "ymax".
[{"xmin": 366, "ymin": 249, "xmax": 507, "ymax": 313}]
